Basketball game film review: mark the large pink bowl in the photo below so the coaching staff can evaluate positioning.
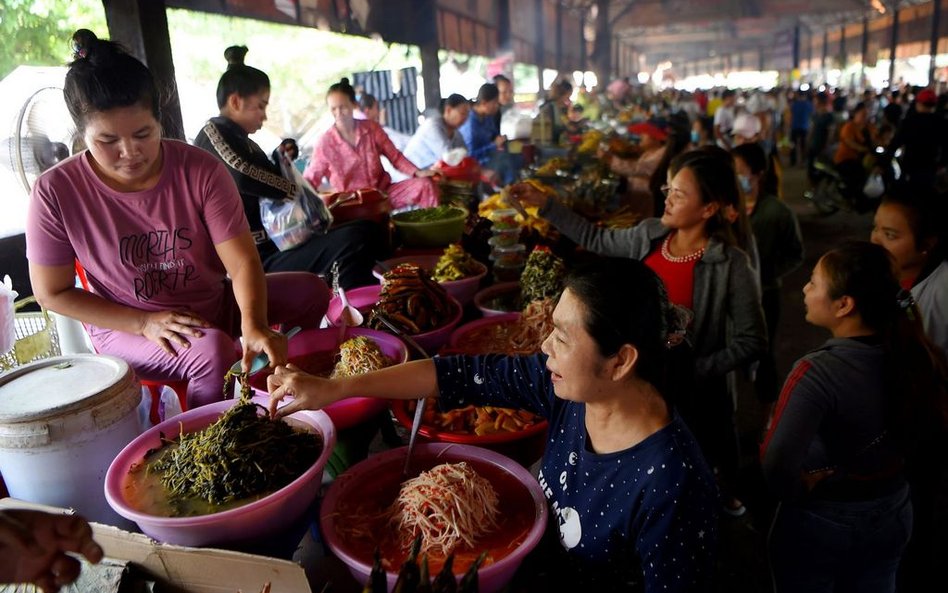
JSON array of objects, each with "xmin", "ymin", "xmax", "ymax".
[
  {"xmin": 473, "ymin": 282, "xmax": 521, "ymax": 317},
  {"xmin": 248, "ymin": 327, "xmax": 408, "ymax": 430},
  {"xmin": 320, "ymin": 443, "xmax": 548, "ymax": 593},
  {"xmin": 328, "ymin": 285, "xmax": 464, "ymax": 354},
  {"xmin": 104, "ymin": 396, "xmax": 335, "ymax": 547},
  {"xmin": 372, "ymin": 254, "xmax": 488, "ymax": 306}
]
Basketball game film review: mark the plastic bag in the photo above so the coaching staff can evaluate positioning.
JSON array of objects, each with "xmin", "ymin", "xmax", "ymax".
[
  {"xmin": 0, "ymin": 275, "xmax": 17, "ymax": 354},
  {"xmin": 863, "ymin": 172, "xmax": 885, "ymax": 199},
  {"xmin": 260, "ymin": 152, "xmax": 334, "ymax": 251}
]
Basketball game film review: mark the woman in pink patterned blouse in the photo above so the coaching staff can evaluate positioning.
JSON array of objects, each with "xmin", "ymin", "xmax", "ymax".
[{"xmin": 303, "ymin": 78, "xmax": 439, "ymax": 210}]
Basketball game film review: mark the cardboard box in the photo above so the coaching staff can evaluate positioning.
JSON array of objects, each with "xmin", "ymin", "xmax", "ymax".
[{"xmin": 0, "ymin": 498, "xmax": 312, "ymax": 593}]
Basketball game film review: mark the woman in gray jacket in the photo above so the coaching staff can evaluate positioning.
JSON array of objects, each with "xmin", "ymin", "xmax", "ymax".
[{"xmin": 510, "ymin": 147, "xmax": 767, "ymax": 515}]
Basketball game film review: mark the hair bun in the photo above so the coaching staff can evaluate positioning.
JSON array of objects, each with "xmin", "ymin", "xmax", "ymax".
[
  {"xmin": 340, "ymin": 77, "xmax": 350, "ymax": 86},
  {"xmin": 72, "ymin": 29, "xmax": 98, "ymax": 60},
  {"xmin": 224, "ymin": 45, "xmax": 249, "ymax": 69}
]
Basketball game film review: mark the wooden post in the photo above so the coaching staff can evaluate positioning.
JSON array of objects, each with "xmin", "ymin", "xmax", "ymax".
[
  {"xmin": 555, "ymin": 1, "xmax": 563, "ymax": 71},
  {"xmin": 535, "ymin": 0, "xmax": 545, "ymax": 91},
  {"xmin": 419, "ymin": 41, "xmax": 442, "ymax": 113},
  {"xmin": 102, "ymin": 0, "xmax": 184, "ymax": 140},
  {"xmin": 930, "ymin": 0, "xmax": 941, "ymax": 85},
  {"xmin": 579, "ymin": 10, "xmax": 587, "ymax": 72},
  {"xmin": 861, "ymin": 17, "xmax": 869, "ymax": 88},
  {"xmin": 497, "ymin": 0, "xmax": 511, "ymax": 52},
  {"xmin": 889, "ymin": 7, "xmax": 900, "ymax": 88}
]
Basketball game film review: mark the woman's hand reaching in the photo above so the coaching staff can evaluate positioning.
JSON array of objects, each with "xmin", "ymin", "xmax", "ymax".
[
  {"xmin": 240, "ymin": 324, "xmax": 287, "ymax": 373},
  {"xmin": 267, "ymin": 363, "xmax": 343, "ymax": 419},
  {"xmin": 139, "ymin": 310, "xmax": 211, "ymax": 357},
  {"xmin": 508, "ymin": 182, "xmax": 551, "ymax": 210}
]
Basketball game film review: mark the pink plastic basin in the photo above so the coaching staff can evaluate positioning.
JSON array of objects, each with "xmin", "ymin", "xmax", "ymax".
[
  {"xmin": 104, "ymin": 396, "xmax": 335, "ymax": 547},
  {"xmin": 325, "ymin": 285, "xmax": 382, "ymax": 325},
  {"xmin": 473, "ymin": 282, "xmax": 521, "ymax": 317},
  {"xmin": 328, "ymin": 285, "xmax": 464, "ymax": 354},
  {"xmin": 320, "ymin": 443, "xmax": 548, "ymax": 593},
  {"xmin": 248, "ymin": 327, "xmax": 408, "ymax": 430},
  {"xmin": 372, "ymin": 255, "xmax": 488, "ymax": 306}
]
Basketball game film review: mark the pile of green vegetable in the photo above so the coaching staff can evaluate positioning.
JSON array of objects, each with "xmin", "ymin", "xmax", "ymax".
[
  {"xmin": 395, "ymin": 206, "xmax": 465, "ymax": 223},
  {"xmin": 149, "ymin": 373, "xmax": 322, "ymax": 506},
  {"xmin": 431, "ymin": 244, "xmax": 482, "ymax": 282},
  {"xmin": 519, "ymin": 248, "xmax": 566, "ymax": 305}
]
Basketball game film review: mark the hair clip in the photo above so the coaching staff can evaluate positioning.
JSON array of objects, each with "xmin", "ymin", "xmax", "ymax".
[{"xmin": 72, "ymin": 43, "xmax": 88, "ymax": 60}]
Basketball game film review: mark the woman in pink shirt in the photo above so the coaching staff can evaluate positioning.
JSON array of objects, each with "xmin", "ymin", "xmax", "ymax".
[
  {"xmin": 26, "ymin": 30, "xmax": 328, "ymax": 407},
  {"xmin": 303, "ymin": 78, "xmax": 439, "ymax": 211}
]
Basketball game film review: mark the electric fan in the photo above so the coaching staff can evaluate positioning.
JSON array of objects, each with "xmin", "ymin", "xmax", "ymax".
[{"xmin": 0, "ymin": 86, "xmax": 76, "ymax": 197}]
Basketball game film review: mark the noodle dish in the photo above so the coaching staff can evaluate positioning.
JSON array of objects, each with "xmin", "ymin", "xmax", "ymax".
[{"xmin": 320, "ymin": 443, "xmax": 547, "ymax": 593}]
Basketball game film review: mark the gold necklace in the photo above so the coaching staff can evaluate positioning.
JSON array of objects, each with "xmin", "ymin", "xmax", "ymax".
[{"xmin": 661, "ymin": 234, "xmax": 705, "ymax": 263}]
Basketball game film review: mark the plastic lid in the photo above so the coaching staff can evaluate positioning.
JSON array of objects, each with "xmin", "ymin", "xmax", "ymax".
[
  {"xmin": 0, "ymin": 354, "xmax": 133, "ymax": 423},
  {"xmin": 489, "ymin": 208, "xmax": 517, "ymax": 220}
]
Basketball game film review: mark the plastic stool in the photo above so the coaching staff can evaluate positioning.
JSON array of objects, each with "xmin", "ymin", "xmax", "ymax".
[{"xmin": 141, "ymin": 379, "xmax": 189, "ymax": 426}]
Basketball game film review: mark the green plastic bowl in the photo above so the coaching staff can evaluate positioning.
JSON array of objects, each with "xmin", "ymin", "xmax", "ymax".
[{"xmin": 392, "ymin": 206, "xmax": 468, "ymax": 247}]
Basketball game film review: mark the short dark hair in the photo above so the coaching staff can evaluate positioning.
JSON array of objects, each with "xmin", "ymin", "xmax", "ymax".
[
  {"xmin": 64, "ymin": 29, "xmax": 160, "ymax": 132},
  {"xmin": 327, "ymin": 77, "xmax": 357, "ymax": 103},
  {"xmin": 359, "ymin": 93, "xmax": 378, "ymax": 111},
  {"xmin": 731, "ymin": 142, "xmax": 767, "ymax": 175},
  {"xmin": 475, "ymin": 83, "xmax": 499, "ymax": 104},
  {"xmin": 440, "ymin": 93, "xmax": 470, "ymax": 114},
  {"xmin": 215, "ymin": 45, "xmax": 270, "ymax": 109},
  {"xmin": 493, "ymin": 74, "xmax": 511, "ymax": 85}
]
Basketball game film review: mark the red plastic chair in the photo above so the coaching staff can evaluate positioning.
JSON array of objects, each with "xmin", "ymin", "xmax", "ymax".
[
  {"xmin": 141, "ymin": 379, "xmax": 190, "ymax": 426},
  {"xmin": 75, "ymin": 260, "xmax": 190, "ymax": 426}
]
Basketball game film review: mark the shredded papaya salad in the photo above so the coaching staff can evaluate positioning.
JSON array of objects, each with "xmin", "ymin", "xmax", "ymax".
[
  {"xmin": 390, "ymin": 462, "xmax": 500, "ymax": 556},
  {"xmin": 330, "ymin": 336, "xmax": 393, "ymax": 379}
]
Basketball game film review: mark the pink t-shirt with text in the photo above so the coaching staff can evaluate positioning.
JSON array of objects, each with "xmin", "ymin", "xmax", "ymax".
[{"xmin": 26, "ymin": 140, "xmax": 249, "ymax": 335}]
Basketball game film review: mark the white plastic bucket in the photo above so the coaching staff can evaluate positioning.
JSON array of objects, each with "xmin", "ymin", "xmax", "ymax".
[{"xmin": 0, "ymin": 354, "xmax": 141, "ymax": 527}]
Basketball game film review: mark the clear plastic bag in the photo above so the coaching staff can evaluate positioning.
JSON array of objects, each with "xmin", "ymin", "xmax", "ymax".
[{"xmin": 260, "ymin": 152, "xmax": 334, "ymax": 251}]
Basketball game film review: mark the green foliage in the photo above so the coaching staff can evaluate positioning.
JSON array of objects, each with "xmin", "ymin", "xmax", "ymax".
[{"xmin": 0, "ymin": 0, "xmax": 106, "ymax": 79}]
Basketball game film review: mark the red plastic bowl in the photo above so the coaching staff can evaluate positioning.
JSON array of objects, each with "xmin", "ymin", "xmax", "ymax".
[
  {"xmin": 473, "ymin": 282, "xmax": 521, "ymax": 317},
  {"xmin": 320, "ymin": 443, "xmax": 547, "ymax": 593},
  {"xmin": 104, "ymin": 397, "xmax": 335, "ymax": 547},
  {"xmin": 391, "ymin": 396, "xmax": 547, "ymax": 443},
  {"xmin": 447, "ymin": 313, "xmax": 522, "ymax": 352},
  {"xmin": 373, "ymin": 254, "xmax": 488, "ymax": 306},
  {"xmin": 328, "ymin": 285, "xmax": 464, "ymax": 353},
  {"xmin": 248, "ymin": 327, "xmax": 409, "ymax": 430}
]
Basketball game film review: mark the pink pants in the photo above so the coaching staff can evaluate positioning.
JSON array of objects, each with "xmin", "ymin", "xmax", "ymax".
[
  {"xmin": 90, "ymin": 272, "xmax": 329, "ymax": 408},
  {"xmin": 385, "ymin": 177, "xmax": 440, "ymax": 210}
]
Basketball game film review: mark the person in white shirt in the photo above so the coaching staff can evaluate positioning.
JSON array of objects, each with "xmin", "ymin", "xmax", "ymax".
[
  {"xmin": 713, "ymin": 89, "xmax": 737, "ymax": 149},
  {"xmin": 403, "ymin": 94, "xmax": 471, "ymax": 169}
]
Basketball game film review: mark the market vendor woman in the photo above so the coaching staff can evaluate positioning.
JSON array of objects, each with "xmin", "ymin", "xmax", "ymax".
[
  {"xmin": 269, "ymin": 257, "xmax": 719, "ymax": 592},
  {"xmin": 303, "ymin": 78, "xmax": 439, "ymax": 211},
  {"xmin": 26, "ymin": 30, "xmax": 328, "ymax": 408}
]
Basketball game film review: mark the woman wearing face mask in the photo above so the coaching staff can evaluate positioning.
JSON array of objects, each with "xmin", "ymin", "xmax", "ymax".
[
  {"xmin": 509, "ymin": 146, "xmax": 767, "ymax": 517},
  {"xmin": 870, "ymin": 186, "xmax": 947, "ymax": 357},
  {"xmin": 194, "ymin": 48, "xmax": 384, "ymax": 289},
  {"xmin": 26, "ymin": 31, "xmax": 328, "ymax": 408},
  {"xmin": 268, "ymin": 257, "xmax": 719, "ymax": 593},
  {"xmin": 731, "ymin": 143, "xmax": 803, "ymax": 412},
  {"xmin": 402, "ymin": 93, "xmax": 471, "ymax": 170},
  {"xmin": 303, "ymin": 78, "xmax": 438, "ymax": 211},
  {"xmin": 761, "ymin": 241, "xmax": 948, "ymax": 593}
]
